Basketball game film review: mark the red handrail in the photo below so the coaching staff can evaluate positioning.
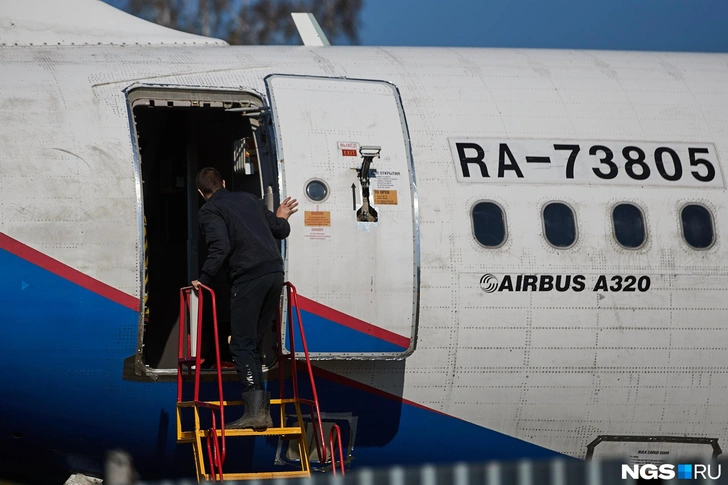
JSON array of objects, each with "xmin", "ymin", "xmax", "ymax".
[
  {"xmin": 284, "ymin": 282, "xmax": 327, "ymax": 465},
  {"xmin": 178, "ymin": 285, "xmax": 227, "ymax": 468},
  {"xmin": 179, "ymin": 281, "xmax": 334, "ymax": 477},
  {"xmin": 329, "ymin": 424, "xmax": 345, "ymax": 476},
  {"xmin": 206, "ymin": 412, "xmax": 224, "ymax": 482}
]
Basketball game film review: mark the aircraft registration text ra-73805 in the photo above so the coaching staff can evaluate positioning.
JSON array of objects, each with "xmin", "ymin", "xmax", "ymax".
[{"xmin": 450, "ymin": 138, "xmax": 724, "ymax": 188}]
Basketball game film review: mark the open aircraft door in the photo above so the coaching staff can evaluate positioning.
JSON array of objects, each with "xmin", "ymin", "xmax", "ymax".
[{"xmin": 266, "ymin": 75, "xmax": 419, "ymax": 359}]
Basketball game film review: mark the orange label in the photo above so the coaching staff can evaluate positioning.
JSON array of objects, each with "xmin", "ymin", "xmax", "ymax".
[
  {"xmin": 373, "ymin": 190, "xmax": 398, "ymax": 205},
  {"xmin": 304, "ymin": 211, "xmax": 331, "ymax": 226}
]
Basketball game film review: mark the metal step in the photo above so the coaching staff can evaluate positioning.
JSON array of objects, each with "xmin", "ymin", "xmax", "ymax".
[
  {"xmin": 178, "ymin": 426, "xmax": 304, "ymax": 442},
  {"xmin": 177, "ymin": 398, "xmax": 297, "ymax": 408},
  {"xmin": 208, "ymin": 470, "xmax": 311, "ymax": 480}
]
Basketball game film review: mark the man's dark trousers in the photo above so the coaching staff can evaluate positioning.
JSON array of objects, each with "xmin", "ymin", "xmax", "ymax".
[{"xmin": 230, "ymin": 271, "xmax": 284, "ymax": 392}]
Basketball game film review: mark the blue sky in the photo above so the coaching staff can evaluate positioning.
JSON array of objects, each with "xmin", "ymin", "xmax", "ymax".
[
  {"xmin": 107, "ymin": 0, "xmax": 728, "ymax": 52},
  {"xmin": 358, "ymin": 0, "xmax": 728, "ymax": 51}
]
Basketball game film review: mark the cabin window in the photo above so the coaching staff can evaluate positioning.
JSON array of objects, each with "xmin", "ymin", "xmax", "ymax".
[
  {"xmin": 681, "ymin": 204, "xmax": 715, "ymax": 249},
  {"xmin": 305, "ymin": 179, "xmax": 329, "ymax": 203},
  {"xmin": 542, "ymin": 202, "xmax": 577, "ymax": 248},
  {"xmin": 612, "ymin": 203, "xmax": 646, "ymax": 249},
  {"xmin": 472, "ymin": 201, "xmax": 507, "ymax": 248}
]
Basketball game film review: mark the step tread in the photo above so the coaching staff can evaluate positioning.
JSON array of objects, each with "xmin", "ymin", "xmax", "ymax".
[
  {"xmin": 211, "ymin": 470, "xmax": 310, "ymax": 480},
  {"xmin": 178, "ymin": 426, "xmax": 304, "ymax": 440},
  {"xmin": 177, "ymin": 398, "xmax": 297, "ymax": 408},
  {"xmin": 212, "ymin": 426, "xmax": 304, "ymax": 437}
]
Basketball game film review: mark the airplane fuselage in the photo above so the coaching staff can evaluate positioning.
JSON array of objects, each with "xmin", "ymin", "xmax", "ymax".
[{"xmin": 1, "ymin": 44, "xmax": 728, "ymax": 481}]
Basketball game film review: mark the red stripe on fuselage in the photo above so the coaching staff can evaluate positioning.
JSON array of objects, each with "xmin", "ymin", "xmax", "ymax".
[
  {"xmin": 295, "ymin": 295, "xmax": 411, "ymax": 349},
  {"xmin": 0, "ymin": 232, "xmax": 140, "ymax": 312}
]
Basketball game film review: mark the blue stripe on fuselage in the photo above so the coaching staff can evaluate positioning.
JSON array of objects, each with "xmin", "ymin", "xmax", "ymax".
[
  {"xmin": 272, "ymin": 368, "xmax": 565, "ymax": 465},
  {"xmin": 0, "ymin": 247, "xmax": 182, "ymax": 481},
  {"xmin": 0, "ymin": 246, "xmax": 565, "ymax": 483}
]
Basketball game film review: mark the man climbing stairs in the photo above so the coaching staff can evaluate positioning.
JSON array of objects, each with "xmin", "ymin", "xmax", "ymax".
[{"xmin": 176, "ymin": 282, "xmax": 345, "ymax": 482}]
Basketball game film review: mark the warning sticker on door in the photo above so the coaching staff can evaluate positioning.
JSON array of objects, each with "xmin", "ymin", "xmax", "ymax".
[
  {"xmin": 304, "ymin": 226, "xmax": 331, "ymax": 240},
  {"xmin": 373, "ymin": 190, "xmax": 398, "ymax": 205},
  {"xmin": 338, "ymin": 141, "xmax": 359, "ymax": 157},
  {"xmin": 373, "ymin": 170, "xmax": 400, "ymax": 189},
  {"xmin": 304, "ymin": 211, "xmax": 331, "ymax": 226}
]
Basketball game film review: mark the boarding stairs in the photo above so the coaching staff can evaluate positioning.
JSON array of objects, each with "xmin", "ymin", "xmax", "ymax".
[{"xmin": 176, "ymin": 282, "xmax": 345, "ymax": 482}]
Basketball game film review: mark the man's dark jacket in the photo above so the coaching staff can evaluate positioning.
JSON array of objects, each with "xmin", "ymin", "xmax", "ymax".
[{"xmin": 197, "ymin": 189, "xmax": 290, "ymax": 286}]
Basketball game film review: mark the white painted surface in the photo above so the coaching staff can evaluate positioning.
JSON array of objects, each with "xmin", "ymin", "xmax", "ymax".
[
  {"xmin": 268, "ymin": 75, "xmax": 417, "ymax": 355},
  {"xmin": 189, "ymin": 291, "xmax": 199, "ymax": 359}
]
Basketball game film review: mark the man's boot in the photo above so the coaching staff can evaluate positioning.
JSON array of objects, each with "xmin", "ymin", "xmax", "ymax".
[{"xmin": 225, "ymin": 390, "xmax": 274, "ymax": 429}]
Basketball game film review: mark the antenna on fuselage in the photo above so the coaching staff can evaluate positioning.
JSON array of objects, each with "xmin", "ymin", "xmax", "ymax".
[{"xmin": 291, "ymin": 13, "xmax": 331, "ymax": 46}]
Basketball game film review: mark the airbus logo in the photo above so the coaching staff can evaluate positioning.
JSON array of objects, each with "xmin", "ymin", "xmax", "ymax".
[
  {"xmin": 479, "ymin": 274, "xmax": 498, "ymax": 293},
  {"xmin": 479, "ymin": 274, "xmax": 651, "ymax": 292}
]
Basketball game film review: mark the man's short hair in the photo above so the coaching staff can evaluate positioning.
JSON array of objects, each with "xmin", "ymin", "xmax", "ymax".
[{"xmin": 196, "ymin": 167, "xmax": 223, "ymax": 196}]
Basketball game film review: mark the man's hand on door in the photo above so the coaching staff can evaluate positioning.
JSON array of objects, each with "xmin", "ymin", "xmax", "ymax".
[{"xmin": 276, "ymin": 197, "xmax": 299, "ymax": 220}]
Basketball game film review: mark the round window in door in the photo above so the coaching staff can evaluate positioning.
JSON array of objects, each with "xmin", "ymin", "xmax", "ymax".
[{"xmin": 305, "ymin": 179, "xmax": 330, "ymax": 203}]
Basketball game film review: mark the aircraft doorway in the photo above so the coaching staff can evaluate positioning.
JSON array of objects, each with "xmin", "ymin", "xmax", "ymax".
[{"xmin": 128, "ymin": 87, "xmax": 277, "ymax": 371}]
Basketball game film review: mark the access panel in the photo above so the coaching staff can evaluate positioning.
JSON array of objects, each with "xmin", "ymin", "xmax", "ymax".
[{"xmin": 266, "ymin": 75, "xmax": 419, "ymax": 359}]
